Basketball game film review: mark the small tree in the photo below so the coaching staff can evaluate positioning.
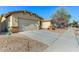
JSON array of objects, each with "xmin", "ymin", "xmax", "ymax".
[
  {"xmin": 72, "ymin": 20, "xmax": 78, "ymax": 27},
  {"xmin": 52, "ymin": 7, "xmax": 71, "ymax": 27}
]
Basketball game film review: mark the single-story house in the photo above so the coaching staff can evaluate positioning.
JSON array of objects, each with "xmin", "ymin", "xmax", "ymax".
[
  {"xmin": 41, "ymin": 17, "xmax": 68, "ymax": 29},
  {"xmin": 41, "ymin": 20, "xmax": 51, "ymax": 29},
  {"xmin": 0, "ymin": 10, "xmax": 43, "ymax": 33}
]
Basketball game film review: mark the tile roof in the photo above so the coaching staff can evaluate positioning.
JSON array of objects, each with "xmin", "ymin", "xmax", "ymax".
[{"xmin": 3, "ymin": 10, "xmax": 44, "ymax": 20}]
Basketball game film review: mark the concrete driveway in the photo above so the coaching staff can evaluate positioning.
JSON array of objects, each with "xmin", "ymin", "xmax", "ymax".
[
  {"xmin": 20, "ymin": 30, "xmax": 62, "ymax": 46},
  {"xmin": 21, "ymin": 28, "xmax": 79, "ymax": 52}
]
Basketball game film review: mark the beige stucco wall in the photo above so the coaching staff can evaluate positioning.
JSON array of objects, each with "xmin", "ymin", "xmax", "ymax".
[
  {"xmin": 9, "ymin": 13, "xmax": 41, "ymax": 31},
  {"xmin": 1, "ymin": 17, "xmax": 6, "ymax": 22},
  {"xmin": 42, "ymin": 21, "xmax": 51, "ymax": 29},
  {"xmin": 11, "ymin": 16, "xmax": 18, "ymax": 27},
  {"xmin": 0, "ymin": 12, "xmax": 42, "ymax": 32}
]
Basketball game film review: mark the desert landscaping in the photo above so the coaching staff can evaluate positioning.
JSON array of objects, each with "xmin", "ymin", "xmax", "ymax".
[
  {"xmin": 0, "ymin": 33, "xmax": 48, "ymax": 52},
  {"xmin": 0, "ymin": 6, "xmax": 79, "ymax": 52}
]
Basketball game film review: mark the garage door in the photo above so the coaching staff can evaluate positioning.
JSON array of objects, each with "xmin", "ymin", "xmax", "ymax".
[{"xmin": 18, "ymin": 19, "xmax": 38, "ymax": 31}]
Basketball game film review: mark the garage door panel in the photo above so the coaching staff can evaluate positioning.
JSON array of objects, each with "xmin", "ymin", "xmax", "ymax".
[{"xmin": 18, "ymin": 19, "xmax": 38, "ymax": 31}]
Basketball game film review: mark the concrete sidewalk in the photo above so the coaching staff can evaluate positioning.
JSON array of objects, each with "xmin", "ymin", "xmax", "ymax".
[{"xmin": 44, "ymin": 28, "xmax": 79, "ymax": 52}]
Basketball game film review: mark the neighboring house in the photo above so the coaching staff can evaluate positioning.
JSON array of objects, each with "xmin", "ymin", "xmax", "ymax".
[
  {"xmin": 41, "ymin": 20, "xmax": 51, "ymax": 29},
  {"xmin": 0, "ymin": 10, "xmax": 43, "ymax": 33},
  {"xmin": 51, "ymin": 18, "xmax": 67, "ymax": 28}
]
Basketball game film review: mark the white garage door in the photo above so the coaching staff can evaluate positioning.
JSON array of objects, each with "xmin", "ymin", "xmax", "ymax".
[{"xmin": 18, "ymin": 19, "xmax": 38, "ymax": 31}]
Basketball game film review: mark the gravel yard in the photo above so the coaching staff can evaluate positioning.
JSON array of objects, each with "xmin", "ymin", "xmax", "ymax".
[{"xmin": 0, "ymin": 34, "xmax": 48, "ymax": 52}]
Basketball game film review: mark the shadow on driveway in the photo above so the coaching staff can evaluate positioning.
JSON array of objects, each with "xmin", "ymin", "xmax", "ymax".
[{"xmin": 0, "ymin": 32, "xmax": 8, "ymax": 35}]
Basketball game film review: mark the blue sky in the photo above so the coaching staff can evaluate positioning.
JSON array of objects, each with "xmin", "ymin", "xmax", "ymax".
[{"xmin": 0, "ymin": 6, "xmax": 79, "ymax": 22}]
